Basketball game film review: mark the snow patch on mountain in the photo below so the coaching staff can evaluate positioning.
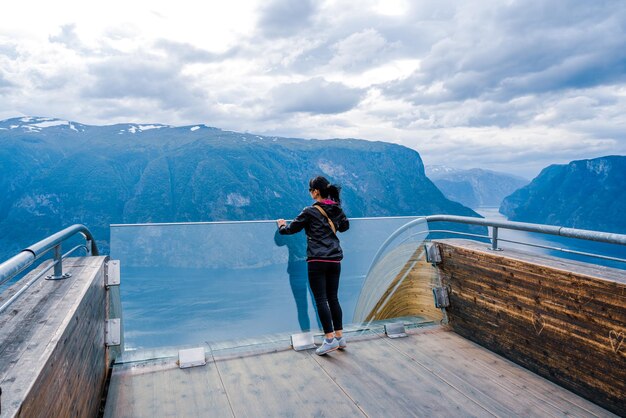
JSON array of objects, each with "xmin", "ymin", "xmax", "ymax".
[
  {"xmin": 425, "ymin": 165, "xmax": 461, "ymax": 178},
  {"xmin": 31, "ymin": 120, "xmax": 70, "ymax": 128},
  {"xmin": 0, "ymin": 117, "xmax": 85, "ymax": 133},
  {"xmin": 123, "ymin": 124, "xmax": 169, "ymax": 134},
  {"xmin": 138, "ymin": 125, "xmax": 164, "ymax": 131}
]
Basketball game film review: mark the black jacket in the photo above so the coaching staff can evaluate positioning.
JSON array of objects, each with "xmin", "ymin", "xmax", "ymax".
[{"xmin": 278, "ymin": 201, "xmax": 350, "ymax": 261}]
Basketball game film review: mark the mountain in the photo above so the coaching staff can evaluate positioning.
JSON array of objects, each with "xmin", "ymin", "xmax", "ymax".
[
  {"xmin": 0, "ymin": 117, "xmax": 481, "ymax": 260},
  {"xmin": 500, "ymin": 156, "xmax": 626, "ymax": 234},
  {"xmin": 426, "ymin": 165, "xmax": 528, "ymax": 208}
]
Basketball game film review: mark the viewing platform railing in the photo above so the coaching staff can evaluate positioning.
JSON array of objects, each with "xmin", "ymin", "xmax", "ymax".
[
  {"xmin": 0, "ymin": 224, "xmax": 99, "ymax": 314},
  {"xmin": 2, "ymin": 216, "xmax": 624, "ymax": 352},
  {"xmin": 425, "ymin": 215, "xmax": 626, "ymax": 264}
]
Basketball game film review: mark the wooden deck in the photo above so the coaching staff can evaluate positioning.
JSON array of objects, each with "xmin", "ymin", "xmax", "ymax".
[{"xmin": 103, "ymin": 325, "xmax": 616, "ymax": 418}]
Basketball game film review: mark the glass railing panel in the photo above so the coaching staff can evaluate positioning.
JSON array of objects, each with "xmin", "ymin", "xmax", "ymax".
[
  {"xmin": 110, "ymin": 217, "xmax": 424, "ymax": 351},
  {"xmin": 354, "ymin": 238, "xmax": 445, "ymax": 326},
  {"xmin": 353, "ymin": 218, "xmax": 430, "ymax": 322}
]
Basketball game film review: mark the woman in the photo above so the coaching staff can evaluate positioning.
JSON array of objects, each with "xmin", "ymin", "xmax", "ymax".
[{"xmin": 277, "ymin": 176, "xmax": 350, "ymax": 355}]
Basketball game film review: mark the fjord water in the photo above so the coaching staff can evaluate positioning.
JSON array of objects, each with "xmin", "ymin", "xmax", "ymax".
[
  {"xmin": 475, "ymin": 207, "xmax": 626, "ymax": 270},
  {"xmin": 111, "ymin": 217, "xmax": 428, "ymax": 350}
]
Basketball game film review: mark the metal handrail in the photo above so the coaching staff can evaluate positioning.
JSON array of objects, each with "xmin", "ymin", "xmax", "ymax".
[
  {"xmin": 109, "ymin": 215, "xmax": 420, "ymax": 228},
  {"xmin": 0, "ymin": 224, "xmax": 99, "ymax": 290},
  {"xmin": 110, "ymin": 215, "xmax": 626, "ymax": 247},
  {"xmin": 409, "ymin": 229, "xmax": 626, "ymax": 264},
  {"xmin": 0, "ymin": 244, "xmax": 91, "ymax": 314},
  {"xmin": 367, "ymin": 215, "xmax": 626, "ymax": 272},
  {"xmin": 423, "ymin": 214, "xmax": 626, "ymax": 247}
]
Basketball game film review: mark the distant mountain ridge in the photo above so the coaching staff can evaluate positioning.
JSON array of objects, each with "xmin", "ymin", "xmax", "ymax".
[
  {"xmin": 0, "ymin": 116, "xmax": 480, "ymax": 259},
  {"xmin": 500, "ymin": 156, "xmax": 626, "ymax": 234},
  {"xmin": 426, "ymin": 165, "xmax": 528, "ymax": 208}
]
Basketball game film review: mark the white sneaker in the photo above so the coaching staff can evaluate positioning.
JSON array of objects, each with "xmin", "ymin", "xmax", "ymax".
[
  {"xmin": 316, "ymin": 338, "xmax": 339, "ymax": 355},
  {"xmin": 336, "ymin": 336, "xmax": 347, "ymax": 350}
]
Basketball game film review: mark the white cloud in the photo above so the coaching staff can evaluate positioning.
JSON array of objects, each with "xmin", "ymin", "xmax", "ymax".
[
  {"xmin": 328, "ymin": 29, "xmax": 389, "ymax": 71},
  {"xmin": 271, "ymin": 77, "xmax": 364, "ymax": 114},
  {"xmin": 0, "ymin": 0, "xmax": 625, "ymax": 178},
  {"xmin": 371, "ymin": 0, "xmax": 409, "ymax": 17}
]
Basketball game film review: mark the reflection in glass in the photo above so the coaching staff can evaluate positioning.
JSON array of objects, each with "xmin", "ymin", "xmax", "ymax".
[
  {"xmin": 273, "ymin": 230, "xmax": 319, "ymax": 332},
  {"xmin": 110, "ymin": 217, "xmax": 423, "ymax": 350}
]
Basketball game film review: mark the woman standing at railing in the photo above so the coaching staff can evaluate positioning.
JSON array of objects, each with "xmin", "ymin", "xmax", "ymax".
[{"xmin": 277, "ymin": 176, "xmax": 350, "ymax": 355}]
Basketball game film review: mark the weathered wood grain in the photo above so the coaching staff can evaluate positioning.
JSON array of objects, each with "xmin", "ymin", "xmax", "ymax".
[
  {"xmin": 435, "ymin": 239, "xmax": 626, "ymax": 416},
  {"xmin": 384, "ymin": 326, "xmax": 609, "ymax": 417},
  {"xmin": 406, "ymin": 327, "xmax": 615, "ymax": 417},
  {"xmin": 103, "ymin": 325, "xmax": 616, "ymax": 417},
  {"xmin": 442, "ymin": 249, "xmax": 626, "ymax": 320},
  {"xmin": 309, "ymin": 333, "xmax": 492, "ymax": 417},
  {"xmin": 217, "ymin": 349, "xmax": 363, "ymax": 417},
  {"xmin": 0, "ymin": 256, "xmax": 110, "ymax": 418}
]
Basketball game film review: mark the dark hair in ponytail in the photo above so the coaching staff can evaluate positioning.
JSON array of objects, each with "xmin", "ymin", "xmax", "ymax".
[{"xmin": 309, "ymin": 175, "xmax": 342, "ymax": 204}]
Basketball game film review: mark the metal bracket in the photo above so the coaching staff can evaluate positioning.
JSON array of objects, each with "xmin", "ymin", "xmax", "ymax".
[
  {"xmin": 291, "ymin": 332, "xmax": 316, "ymax": 351},
  {"xmin": 45, "ymin": 272, "xmax": 71, "ymax": 280},
  {"xmin": 178, "ymin": 347, "xmax": 206, "ymax": 369},
  {"xmin": 432, "ymin": 286, "xmax": 450, "ymax": 308},
  {"xmin": 105, "ymin": 318, "xmax": 121, "ymax": 346},
  {"xmin": 384, "ymin": 322, "xmax": 407, "ymax": 338},
  {"xmin": 424, "ymin": 243, "xmax": 442, "ymax": 264},
  {"xmin": 106, "ymin": 260, "xmax": 120, "ymax": 288}
]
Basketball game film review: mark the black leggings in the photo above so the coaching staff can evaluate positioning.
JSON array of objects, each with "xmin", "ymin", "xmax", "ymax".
[{"xmin": 308, "ymin": 261, "xmax": 342, "ymax": 334}]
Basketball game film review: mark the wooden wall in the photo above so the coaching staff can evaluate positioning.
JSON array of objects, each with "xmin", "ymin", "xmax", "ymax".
[
  {"xmin": 435, "ymin": 239, "xmax": 626, "ymax": 416},
  {"xmin": 0, "ymin": 256, "xmax": 111, "ymax": 418}
]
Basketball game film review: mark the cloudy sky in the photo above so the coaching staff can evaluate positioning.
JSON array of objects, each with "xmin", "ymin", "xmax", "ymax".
[{"xmin": 1, "ymin": 0, "xmax": 625, "ymax": 178}]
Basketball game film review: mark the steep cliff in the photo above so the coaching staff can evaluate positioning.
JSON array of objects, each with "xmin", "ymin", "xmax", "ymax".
[
  {"xmin": 0, "ymin": 117, "xmax": 480, "ymax": 258},
  {"xmin": 500, "ymin": 156, "xmax": 626, "ymax": 233}
]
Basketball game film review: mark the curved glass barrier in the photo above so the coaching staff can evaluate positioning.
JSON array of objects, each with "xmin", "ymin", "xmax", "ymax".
[
  {"xmin": 110, "ymin": 217, "xmax": 426, "ymax": 351},
  {"xmin": 353, "ymin": 218, "xmax": 429, "ymax": 323}
]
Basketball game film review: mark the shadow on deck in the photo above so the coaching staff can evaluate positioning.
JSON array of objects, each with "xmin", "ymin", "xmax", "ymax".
[{"xmin": 103, "ymin": 325, "xmax": 616, "ymax": 418}]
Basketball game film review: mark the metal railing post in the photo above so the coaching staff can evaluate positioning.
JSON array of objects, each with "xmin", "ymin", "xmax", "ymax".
[
  {"xmin": 46, "ymin": 244, "xmax": 71, "ymax": 280},
  {"xmin": 491, "ymin": 226, "xmax": 501, "ymax": 251}
]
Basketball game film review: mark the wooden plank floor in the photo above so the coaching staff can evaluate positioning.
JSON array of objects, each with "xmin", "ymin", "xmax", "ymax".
[{"xmin": 103, "ymin": 326, "xmax": 618, "ymax": 418}]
